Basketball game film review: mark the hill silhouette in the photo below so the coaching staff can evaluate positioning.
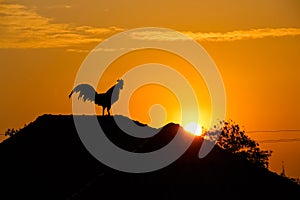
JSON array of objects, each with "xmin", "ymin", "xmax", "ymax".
[{"xmin": 1, "ymin": 115, "xmax": 299, "ymax": 199}]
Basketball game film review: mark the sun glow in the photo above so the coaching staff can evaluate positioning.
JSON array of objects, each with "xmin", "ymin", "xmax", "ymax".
[{"xmin": 184, "ymin": 122, "xmax": 202, "ymax": 136}]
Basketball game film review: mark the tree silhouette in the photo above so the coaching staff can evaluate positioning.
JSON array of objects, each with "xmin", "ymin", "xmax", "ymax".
[
  {"xmin": 206, "ymin": 119, "xmax": 272, "ymax": 169},
  {"xmin": 5, "ymin": 128, "xmax": 18, "ymax": 137}
]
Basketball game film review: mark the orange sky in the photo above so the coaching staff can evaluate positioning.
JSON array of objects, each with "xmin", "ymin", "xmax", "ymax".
[{"xmin": 0, "ymin": 0, "xmax": 300, "ymax": 178}]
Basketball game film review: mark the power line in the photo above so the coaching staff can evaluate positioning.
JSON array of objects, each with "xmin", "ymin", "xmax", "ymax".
[
  {"xmin": 258, "ymin": 138, "xmax": 300, "ymax": 144},
  {"xmin": 247, "ymin": 129, "xmax": 300, "ymax": 133},
  {"xmin": 246, "ymin": 129, "xmax": 300, "ymax": 143}
]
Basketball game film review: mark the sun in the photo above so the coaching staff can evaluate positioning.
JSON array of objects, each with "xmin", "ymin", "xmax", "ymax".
[{"xmin": 184, "ymin": 122, "xmax": 202, "ymax": 136}]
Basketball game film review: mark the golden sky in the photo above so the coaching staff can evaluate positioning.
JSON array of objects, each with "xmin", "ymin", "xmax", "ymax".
[{"xmin": 0, "ymin": 0, "xmax": 300, "ymax": 177}]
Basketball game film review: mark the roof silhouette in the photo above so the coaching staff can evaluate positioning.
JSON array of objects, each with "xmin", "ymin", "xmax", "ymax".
[{"xmin": 1, "ymin": 114, "xmax": 299, "ymax": 199}]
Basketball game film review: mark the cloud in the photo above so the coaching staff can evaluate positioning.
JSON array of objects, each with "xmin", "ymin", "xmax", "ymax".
[
  {"xmin": 67, "ymin": 47, "xmax": 133, "ymax": 54},
  {"xmin": 47, "ymin": 4, "xmax": 72, "ymax": 9},
  {"xmin": 66, "ymin": 48, "xmax": 90, "ymax": 53},
  {"xmin": 130, "ymin": 28, "xmax": 300, "ymax": 42},
  {"xmin": 184, "ymin": 28, "xmax": 300, "ymax": 42},
  {"xmin": 1, "ymin": 2, "xmax": 299, "ymax": 50},
  {"xmin": 0, "ymin": 3, "xmax": 123, "ymax": 48},
  {"xmin": 129, "ymin": 31, "xmax": 188, "ymax": 42}
]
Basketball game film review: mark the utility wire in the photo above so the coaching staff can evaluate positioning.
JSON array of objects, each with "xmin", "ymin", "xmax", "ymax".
[
  {"xmin": 246, "ymin": 129, "xmax": 300, "ymax": 143},
  {"xmin": 258, "ymin": 138, "xmax": 300, "ymax": 144},
  {"xmin": 247, "ymin": 129, "xmax": 300, "ymax": 133},
  {"xmin": 245, "ymin": 130, "xmax": 300, "ymax": 143}
]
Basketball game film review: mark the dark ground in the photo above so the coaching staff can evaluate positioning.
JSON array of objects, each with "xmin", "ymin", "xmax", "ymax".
[{"xmin": 1, "ymin": 114, "xmax": 299, "ymax": 199}]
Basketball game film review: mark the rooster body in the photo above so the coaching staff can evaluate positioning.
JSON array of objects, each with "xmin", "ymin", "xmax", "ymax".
[{"xmin": 69, "ymin": 79, "xmax": 124, "ymax": 115}]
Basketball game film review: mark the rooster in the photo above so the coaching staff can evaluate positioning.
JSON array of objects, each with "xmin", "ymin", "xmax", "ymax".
[{"xmin": 69, "ymin": 79, "xmax": 124, "ymax": 116}]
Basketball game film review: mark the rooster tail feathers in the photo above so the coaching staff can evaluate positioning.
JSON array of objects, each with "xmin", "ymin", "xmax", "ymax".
[
  {"xmin": 68, "ymin": 90, "xmax": 74, "ymax": 99},
  {"xmin": 68, "ymin": 84, "xmax": 97, "ymax": 102}
]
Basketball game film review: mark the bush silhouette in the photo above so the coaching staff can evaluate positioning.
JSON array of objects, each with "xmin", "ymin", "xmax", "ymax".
[
  {"xmin": 205, "ymin": 119, "xmax": 272, "ymax": 169},
  {"xmin": 5, "ymin": 128, "xmax": 18, "ymax": 137}
]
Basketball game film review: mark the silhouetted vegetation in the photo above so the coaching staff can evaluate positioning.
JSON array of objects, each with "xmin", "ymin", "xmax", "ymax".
[
  {"xmin": 206, "ymin": 119, "xmax": 272, "ymax": 169},
  {"xmin": 290, "ymin": 178, "xmax": 300, "ymax": 186},
  {"xmin": 3, "ymin": 124, "xmax": 27, "ymax": 138},
  {"xmin": 4, "ymin": 128, "xmax": 19, "ymax": 137},
  {"xmin": 280, "ymin": 161, "xmax": 300, "ymax": 186}
]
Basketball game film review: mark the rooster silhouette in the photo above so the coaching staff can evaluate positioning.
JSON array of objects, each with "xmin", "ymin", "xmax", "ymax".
[{"xmin": 69, "ymin": 79, "xmax": 124, "ymax": 116}]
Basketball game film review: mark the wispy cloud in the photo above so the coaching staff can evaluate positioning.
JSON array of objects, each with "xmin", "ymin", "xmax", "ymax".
[
  {"xmin": 129, "ymin": 31, "xmax": 188, "ymax": 42},
  {"xmin": 46, "ymin": 4, "xmax": 72, "ymax": 9},
  {"xmin": 67, "ymin": 47, "xmax": 132, "ymax": 53},
  {"xmin": 66, "ymin": 48, "xmax": 90, "ymax": 53},
  {"xmin": 184, "ymin": 28, "xmax": 300, "ymax": 42},
  {"xmin": 0, "ymin": 3, "xmax": 123, "ymax": 48},
  {"xmin": 130, "ymin": 28, "xmax": 300, "ymax": 42},
  {"xmin": 1, "ymin": 2, "xmax": 299, "ymax": 50}
]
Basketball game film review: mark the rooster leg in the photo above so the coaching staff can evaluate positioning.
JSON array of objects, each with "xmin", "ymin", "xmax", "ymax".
[{"xmin": 107, "ymin": 106, "xmax": 111, "ymax": 116}]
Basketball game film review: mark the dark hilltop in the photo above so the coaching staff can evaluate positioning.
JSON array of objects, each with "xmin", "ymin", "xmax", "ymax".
[{"xmin": 1, "ymin": 115, "xmax": 299, "ymax": 199}]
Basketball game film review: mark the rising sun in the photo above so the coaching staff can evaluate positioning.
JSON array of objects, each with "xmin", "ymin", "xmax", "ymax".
[{"xmin": 184, "ymin": 122, "xmax": 202, "ymax": 136}]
